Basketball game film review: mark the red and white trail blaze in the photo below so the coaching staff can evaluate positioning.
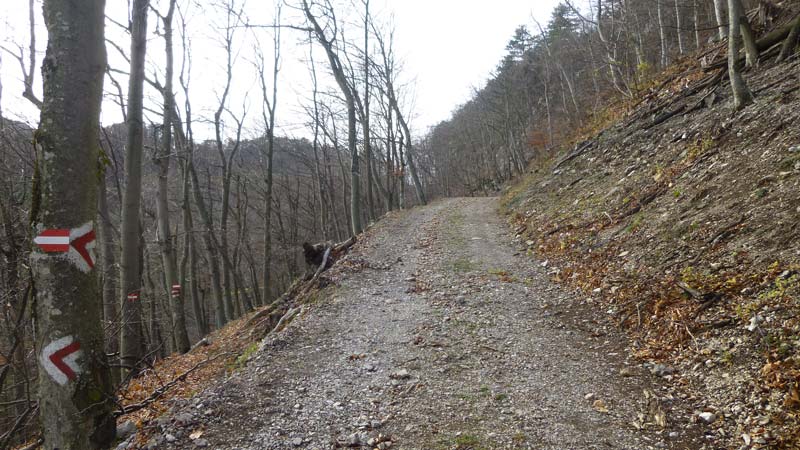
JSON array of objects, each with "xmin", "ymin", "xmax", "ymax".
[
  {"xmin": 33, "ymin": 229, "xmax": 71, "ymax": 252},
  {"xmin": 40, "ymin": 335, "xmax": 83, "ymax": 386},
  {"xmin": 33, "ymin": 222, "xmax": 96, "ymax": 273},
  {"xmin": 67, "ymin": 222, "xmax": 96, "ymax": 273}
]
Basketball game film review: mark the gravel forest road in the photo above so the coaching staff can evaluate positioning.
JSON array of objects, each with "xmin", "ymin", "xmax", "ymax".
[{"xmin": 157, "ymin": 197, "xmax": 707, "ymax": 450}]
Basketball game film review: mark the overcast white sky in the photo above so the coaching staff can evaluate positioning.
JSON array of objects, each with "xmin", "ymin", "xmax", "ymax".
[{"xmin": 1, "ymin": 0, "xmax": 561, "ymax": 139}]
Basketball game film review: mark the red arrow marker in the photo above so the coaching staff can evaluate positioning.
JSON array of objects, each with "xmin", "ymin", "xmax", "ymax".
[
  {"xmin": 50, "ymin": 341, "xmax": 81, "ymax": 381},
  {"xmin": 34, "ymin": 229, "xmax": 70, "ymax": 252},
  {"xmin": 40, "ymin": 335, "xmax": 83, "ymax": 386},
  {"xmin": 70, "ymin": 228, "xmax": 95, "ymax": 270}
]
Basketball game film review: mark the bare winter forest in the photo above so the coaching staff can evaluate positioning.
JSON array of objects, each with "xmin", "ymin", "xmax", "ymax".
[{"xmin": 1, "ymin": 0, "xmax": 800, "ymax": 448}]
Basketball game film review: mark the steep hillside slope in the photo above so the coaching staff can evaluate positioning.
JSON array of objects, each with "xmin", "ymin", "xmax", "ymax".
[{"xmin": 503, "ymin": 57, "xmax": 800, "ymax": 448}]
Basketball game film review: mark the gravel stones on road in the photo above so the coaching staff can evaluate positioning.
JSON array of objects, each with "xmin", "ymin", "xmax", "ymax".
[{"xmin": 148, "ymin": 198, "xmax": 708, "ymax": 449}]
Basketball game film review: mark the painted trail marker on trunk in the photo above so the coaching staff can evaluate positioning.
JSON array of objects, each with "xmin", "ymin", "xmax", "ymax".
[
  {"xmin": 33, "ymin": 222, "xmax": 96, "ymax": 273},
  {"xmin": 171, "ymin": 284, "xmax": 181, "ymax": 298},
  {"xmin": 33, "ymin": 229, "xmax": 71, "ymax": 252},
  {"xmin": 68, "ymin": 222, "xmax": 96, "ymax": 273},
  {"xmin": 40, "ymin": 335, "xmax": 83, "ymax": 386},
  {"xmin": 127, "ymin": 291, "xmax": 140, "ymax": 302}
]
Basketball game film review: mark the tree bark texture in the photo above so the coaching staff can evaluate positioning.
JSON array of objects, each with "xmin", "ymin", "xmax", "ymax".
[
  {"xmin": 119, "ymin": 0, "xmax": 149, "ymax": 375},
  {"xmin": 715, "ymin": 0, "xmax": 729, "ymax": 40},
  {"xmin": 155, "ymin": 0, "xmax": 190, "ymax": 353},
  {"xmin": 728, "ymin": 0, "xmax": 754, "ymax": 110},
  {"xmin": 33, "ymin": 0, "xmax": 116, "ymax": 447}
]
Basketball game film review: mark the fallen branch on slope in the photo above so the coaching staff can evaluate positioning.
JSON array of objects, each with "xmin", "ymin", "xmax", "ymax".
[{"xmin": 114, "ymin": 352, "xmax": 231, "ymax": 417}]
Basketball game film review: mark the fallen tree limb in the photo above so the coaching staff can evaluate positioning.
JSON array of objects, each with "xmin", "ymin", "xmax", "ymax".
[
  {"xmin": 272, "ymin": 306, "xmax": 302, "ymax": 334},
  {"xmin": 553, "ymin": 140, "xmax": 593, "ymax": 171},
  {"xmin": 250, "ymin": 237, "xmax": 356, "ymax": 338},
  {"xmin": 703, "ymin": 14, "xmax": 800, "ymax": 71},
  {"xmin": 114, "ymin": 352, "xmax": 231, "ymax": 417}
]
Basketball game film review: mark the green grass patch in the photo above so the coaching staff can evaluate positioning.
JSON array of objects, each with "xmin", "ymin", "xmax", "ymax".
[
  {"xmin": 450, "ymin": 258, "xmax": 477, "ymax": 272},
  {"xmin": 229, "ymin": 341, "xmax": 259, "ymax": 371}
]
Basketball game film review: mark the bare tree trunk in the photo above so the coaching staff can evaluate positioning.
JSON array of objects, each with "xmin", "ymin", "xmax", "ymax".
[
  {"xmin": 256, "ymin": 5, "xmax": 281, "ymax": 305},
  {"xmin": 142, "ymin": 244, "xmax": 166, "ymax": 358},
  {"xmin": 119, "ymin": 0, "xmax": 149, "ymax": 376},
  {"xmin": 715, "ymin": 0, "xmax": 729, "ymax": 40},
  {"xmin": 371, "ymin": 25, "xmax": 426, "ymax": 205},
  {"xmin": 735, "ymin": 0, "xmax": 759, "ymax": 67},
  {"xmin": 154, "ymin": 0, "xmax": 190, "ymax": 353},
  {"xmin": 778, "ymin": 13, "xmax": 800, "ymax": 61},
  {"xmin": 302, "ymin": 0, "xmax": 363, "ymax": 236},
  {"xmin": 694, "ymin": 0, "xmax": 702, "ymax": 49},
  {"xmin": 308, "ymin": 42, "xmax": 331, "ymax": 237},
  {"xmin": 189, "ymin": 163, "xmax": 227, "ymax": 328},
  {"xmin": 363, "ymin": 0, "xmax": 376, "ymax": 222},
  {"xmin": 214, "ymin": 4, "xmax": 242, "ymax": 322},
  {"xmin": 657, "ymin": 0, "xmax": 669, "ymax": 66},
  {"xmin": 181, "ymin": 186, "xmax": 207, "ymax": 336},
  {"xmin": 385, "ymin": 105, "xmax": 396, "ymax": 210},
  {"xmin": 97, "ymin": 169, "xmax": 117, "ymax": 358},
  {"xmin": 391, "ymin": 101, "xmax": 426, "ymax": 205},
  {"xmin": 728, "ymin": 0, "xmax": 754, "ymax": 110},
  {"xmin": 172, "ymin": 43, "xmax": 225, "ymax": 331},
  {"xmin": 186, "ymin": 209, "xmax": 207, "ymax": 334},
  {"xmin": 675, "ymin": 0, "xmax": 685, "ymax": 54},
  {"xmin": 397, "ymin": 132, "xmax": 406, "ymax": 208},
  {"xmin": 33, "ymin": 0, "xmax": 115, "ymax": 446},
  {"xmin": 322, "ymin": 140, "xmax": 344, "ymax": 238}
]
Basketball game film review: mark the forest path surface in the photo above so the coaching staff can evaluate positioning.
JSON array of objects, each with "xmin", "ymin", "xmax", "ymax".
[{"xmin": 158, "ymin": 198, "xmax": 705, "ymax": 450}]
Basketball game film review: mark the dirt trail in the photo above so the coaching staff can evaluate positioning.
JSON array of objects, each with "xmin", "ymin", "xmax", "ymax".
[{"xmin": 155, "ymin": 198, "xmax": 707, "ymax": 450}]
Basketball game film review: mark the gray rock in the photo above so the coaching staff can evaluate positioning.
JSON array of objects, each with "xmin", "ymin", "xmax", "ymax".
[
  {"xmin": 174, "ymin": 412, "xmax": 195, "ymax": 426},
  {"xmin": 116, "ymin": 420, "xmax": 137, "ymax": 440},
  {"xmin": 698, "ymin": 412, "xmax": 717, "ymax": 424},
  {"xmin": 195, "ymin": 438, "xmax": 209, "ymax": 447},
  {"xmin": 292, "ymin": 437, "xmax": 303, "ymax": 446},
  {"xmin": 651, "ymin": 363, "xmax": 675, "ymax": 377},
  {"xmin": 746, "ymin": 315, "xmax": 762, "ymax": 332},
  {"xmin": 347, "ymin": 432, "xmax": 362, "ymax": 446},
  {"xmin": 390, "ymin": 369, "xmax": 410, "ymax": 380},
  {"xmin": 165, "ymin": 433, "xmax": 177, "ymax": 443},
  {"xmin": 788, "ymin": 144, "xmax": 800, "ymax": 153}
]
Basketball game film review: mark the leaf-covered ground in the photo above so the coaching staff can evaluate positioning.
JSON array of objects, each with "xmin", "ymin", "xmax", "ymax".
[{"xmin": 502, "ymin": 56, "xmax": 800, "ymax": 449}]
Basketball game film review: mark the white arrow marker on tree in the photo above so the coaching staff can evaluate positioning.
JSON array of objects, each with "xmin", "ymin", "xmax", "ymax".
[{"xmin": 40, "ymin": 335, "xmax": 83, "ymax": 386}]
